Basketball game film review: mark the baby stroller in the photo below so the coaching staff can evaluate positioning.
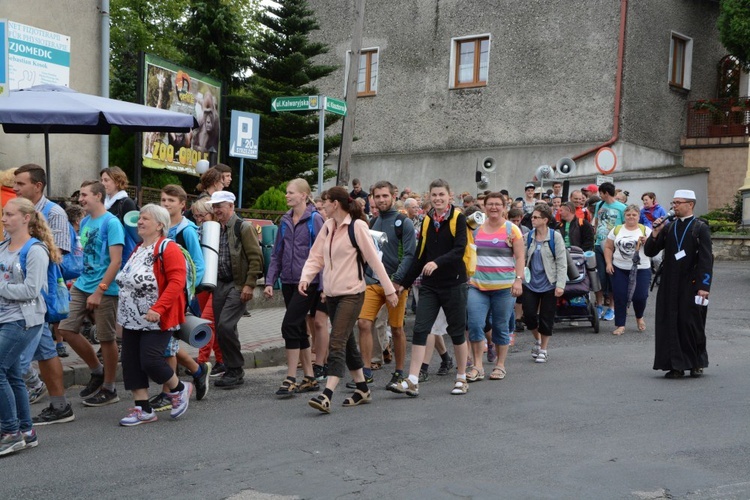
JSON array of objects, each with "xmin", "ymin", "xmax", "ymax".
[{"xmin": 554, "ymin": 246, "xmax": 600, "ymax": 333}]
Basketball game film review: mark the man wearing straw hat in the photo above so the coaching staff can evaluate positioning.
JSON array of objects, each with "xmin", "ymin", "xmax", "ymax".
[{"xmin": 644, "ymin": 189, "xmax": 712, "ymax": 379}]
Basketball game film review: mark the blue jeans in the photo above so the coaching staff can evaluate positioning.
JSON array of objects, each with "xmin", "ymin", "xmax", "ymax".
[
  {"xmin": 0, "ymin": 320, "xmax": 43, "ymax": 434},
  {"xmin": 467, "ymin": 287, "xmax": 515, "ymax": 346},
  {"xmin": 611, "ymin": 267, "xmax": 651, "ymax": 327}
]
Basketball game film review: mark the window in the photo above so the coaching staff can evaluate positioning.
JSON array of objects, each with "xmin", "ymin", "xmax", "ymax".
[
  {"xmin": 669, "ymin": 32, "xmax": 693, "ymax": 90},
  {"xmin": 345, "ymin": 48, "xmax": 379, "ymax": 97},
  {"xmin": 450, "ymin": 35, "xmax": 490, "ymax": 89}
]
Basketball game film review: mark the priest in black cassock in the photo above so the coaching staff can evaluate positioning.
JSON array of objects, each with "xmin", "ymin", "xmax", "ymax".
[{"xmin": 644, "ymin": 189, "xmax": 712, "ymax": 379}]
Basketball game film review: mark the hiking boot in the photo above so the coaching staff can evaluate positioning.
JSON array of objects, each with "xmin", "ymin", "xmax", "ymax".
[
  {"xmin": 345, "ymin": 374, "xmax": 374, "ymax": 389},
  {"xmin": 79, "ymin": 372, "xmax": 104, "ymax": 399},
  {"xmin": 209, "ymin": 362, "xmax": 227, "ymax": 378},
  {"xmin": 0, "ymin": 432, "xmax": 25, "ymax": 457},
  {"xmin": 215, "ymin": 369, "xmax": 244, "ymax": 389},
  {"xmin": 28, "ymin": 382, "xmax": 47, "ymax": 405},
  {"xmin": 169, "ymin": 382, "xmax": 193, "ymax": 419},
  {"xmin": 148, "ymin": 393, "xmax": 172, "ymax": 412},
  {"xmin": 437, "ymin": 355, "xmax": 454, "ymax": 376},
  {"xmin": 120, "ymin": 407, "xmax": 158, "ymax": 427},
  {"xmin": 386, "ymin": 377, "xmax": 418, "ymax": 397},
  {"xmin": 385, "ymin": 372, "xmax": 404, "ymax": 390},
  {"xmin": 82, "ymin": 388, "xmax": 120, "ymax": 407},
  {"xmin": 32, "ymin": 404, "xmax": 75, "ymax": 426},
  {"xmin": 193, "ymin": 362, "xmax": 211, "ymax": 401}
]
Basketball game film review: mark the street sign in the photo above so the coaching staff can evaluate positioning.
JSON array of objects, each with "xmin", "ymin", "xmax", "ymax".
[
  {"xmin": 595, "ymin": 147, "xmax": 617, "ymax": 175},
  {"xmin": 596, "ymin": 175, "xmax": 614, "ymax": 186},
  {"xmin": 229, "ymin": 110, "xmax": 260, "ymax": 160},
  {"xmin": 324, "ymin": 96, "xmax": 347, "ymax": 116},
  {"xmin": 272, "ymin": 95, "xmax": 320, "ymax": 112}
]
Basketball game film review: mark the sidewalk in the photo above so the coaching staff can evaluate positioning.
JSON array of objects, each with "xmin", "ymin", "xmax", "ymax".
[{"xmin": 57, "ymin": 302, "xmax": 287, "ymax": 389}]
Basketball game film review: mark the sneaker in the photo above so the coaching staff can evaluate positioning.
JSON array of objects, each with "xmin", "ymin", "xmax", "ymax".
[
  {"xmin": 418, "ymin": 370, "xmax": 429, "ymax": 383},
  {"xmin": 531, "ymin": 343, "xmax": 542, "ymax": 359},
  {"xmin": 56, "ymin": 343, "xmax": 69, "ymax": 358},
  {"xmin": 313, "ymin": 364, "xmax": 327, "ymax": 382},
  {"xmin": 437, "ymin": 355, "xmax": 454, "ymax": 376},
  {"xmin": 0, "ymin": 432, "xmax": 26, "ymax": 456},
  {"xmin": 148, "ymin": 393, "xmax": 172, "ymax": 412},
  {"xmin": 535, "ymin": 350, "xmax": 548, "ymax": 363},
  {"xmin": 209, "ymin": 362, "xmax": 227, "ymax": 378},
  {"xmin": 193, "ymin": 362, "xmax": 211, "ymax": 401},
  {"xmin": 119, "ymin": 406, "xmax": 158, "ymax": 427},
  {"xmin": 346, "ymin": 374, "xmax": 374, "ymax": 390},
  {"xmin": 22, "ymin": 429, "xmax": 38, "ymax": 449},
  {"xmin": 596, "ymin": 305, "xmax": 604, "ymax": 319},
  {"xmin": 385, "ymin": 372, "xmax": 404, "ymax": 390},
  {"xmin": 82, "ymin": 388, "xmax": 120, "ymax": 407},
  {"xmin": 32, "ymin": 404, "xmax": 75, "ymax": 426},
  {"xmin": 602, "ymin": 308, "xmax": 615, "ymax": 321},
  {"xmin": 214, "ymin": 369, "xmax": 244, "ymax": 389},
  {"xmin": 296, "ymin": 376, "xmax": 320, "ymax": 393},
  {"xmin": 169, "ymin": 381, "xmax": 193, "ymax": 419},
  {"xmin": 79, "ymin": 372, "xmax": 104, "ymax": 399},
  {"xmin": 386, "ymin": 377, "xmax": 418, "ymax": 397},
  {"xmin": 28, "ymin": 382, "xmax": 47, "ymax": 405},
  {"xmin": 451, "ymin": 379, "xmax": 469, "ymax": 395},
  {"xmin": 487, "ymin": 344, "xmax": 497, "ymax": 363}
]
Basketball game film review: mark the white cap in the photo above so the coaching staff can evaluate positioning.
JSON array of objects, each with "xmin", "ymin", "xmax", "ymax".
[
  {"xmin": 206, "ymin": 191, "xmax": 236, "ymax": 205},
  {"xmin": 673, "ymin": 189, "xmax": 696, "ymax": 200}
]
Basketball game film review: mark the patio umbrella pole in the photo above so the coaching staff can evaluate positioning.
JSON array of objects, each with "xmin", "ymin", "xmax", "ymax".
[{"xmin": 44, "ymin": 130, "xmax": 51, "ymax": 197}]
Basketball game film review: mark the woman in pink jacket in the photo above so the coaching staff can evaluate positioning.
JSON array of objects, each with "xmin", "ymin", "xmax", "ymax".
[{"xmin": 299, "ymin": 186, "xmax": 398, "ymax": 413}]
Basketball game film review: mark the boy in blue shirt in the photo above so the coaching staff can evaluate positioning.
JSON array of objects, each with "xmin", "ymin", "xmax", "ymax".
[{"xmin": 593, "ymin": 182, "xmax": 626, "ymax": 321}]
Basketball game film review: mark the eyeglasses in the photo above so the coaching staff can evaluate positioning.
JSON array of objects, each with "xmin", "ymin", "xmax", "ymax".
[
  {"xmin": 531, "ymin": 215, "xmax": 543, "ymax": 219},
  {"xmin": 485, "ymin": 203, "xmax": 504, "ymax": 208},
  {"xmin": 671, "ymin": 200, "xmax": 690, "ymax": 206}
]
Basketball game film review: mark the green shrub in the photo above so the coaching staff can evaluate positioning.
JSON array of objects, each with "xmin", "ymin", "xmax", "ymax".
[{"xmin": 252, "ymin": 186, "xmax": 288, "ymax": 211}]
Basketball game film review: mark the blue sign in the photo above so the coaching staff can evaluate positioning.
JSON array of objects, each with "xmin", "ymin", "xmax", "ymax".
[
  {"xmin": 229, "ymin": 110, "xmax": 260, "ymax": 159},
  {"xmin": 0, "ymin": 19, "xmax": 8, "ymax": 96}
]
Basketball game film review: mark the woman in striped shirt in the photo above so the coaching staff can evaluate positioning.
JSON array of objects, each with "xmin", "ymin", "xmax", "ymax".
[{"xmin": 466, "ymin": 193, "xmax": 525, "ymax": 381}]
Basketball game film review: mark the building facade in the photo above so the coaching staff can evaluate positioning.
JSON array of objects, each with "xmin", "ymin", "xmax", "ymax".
[
  {"xmin": 309, "ymin": 0, "xmax": 726, "ymax": 214},
  {"xmin": 0, "ymin": 1, "xmax": 102, "ymax": 197}
]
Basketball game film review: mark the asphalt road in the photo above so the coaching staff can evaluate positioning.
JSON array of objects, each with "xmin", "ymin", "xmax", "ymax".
[{"xmin": 2, "ymin": 262, "xmax": 749, "ymax": 500}]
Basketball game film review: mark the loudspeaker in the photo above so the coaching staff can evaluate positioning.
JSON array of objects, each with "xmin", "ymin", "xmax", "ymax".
[
  {"xmin": 476, "ymin": 173, "xmax": 489, "ymax": 189},
  {"xmin": 556, "ymin": 157, "xmax": 577, "ymax": 177},
  {"xmin": 534, "ymin": 164, "xmax": 553, "ymax": 181},
  {"xmin": 481, "ymin": 157, "xmax": 496, "ymax": 173}
]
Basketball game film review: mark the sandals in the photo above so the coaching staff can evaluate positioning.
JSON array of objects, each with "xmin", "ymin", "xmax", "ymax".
[
  {"xmin": 296, "ymin": 376, "xmax": 319, "ymax": 393},
  {"xmin": 382, "ymin": 347, "xmax": 393, "ymax": 364},
  {"xmin": 637, "ymin": 318, "xmax": 647, "ymax": 331},
  {"xmin": 612, "ymin": 327, "xmax": 625, "ymax": 336},
  {"xmin": 489, "ymin": 366, "xmax": 506, "ymax": 380},
  {"xmin": 370, "ymin": 362, "xmax": 383, "ymax": 371},
  {"xmin": 466, "ymin": 366, "xmax": 485, "ymax": 382},
  {"xmin": 342, "ymin": 389, "xmax": 372, "ymax": 407},
  {"xmin": 451, "ymin": 379, "xmax": 469, "ymax": 395},
  {"xmin": 308, "ymin": 394, "xmax": 331, "ymax": 413},
  {"xmin": 275, "ymin": 378, "xmax": 297, "ymax": 397}
]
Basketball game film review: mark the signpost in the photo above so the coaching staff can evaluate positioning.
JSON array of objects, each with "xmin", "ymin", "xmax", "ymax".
[
  {"xmin": 271, "ymin": 95, "xmax": 347, "ymax": 192},
  {"xmin": 229, "ymin": 110, "xmax": 260, "ymax": 209}
]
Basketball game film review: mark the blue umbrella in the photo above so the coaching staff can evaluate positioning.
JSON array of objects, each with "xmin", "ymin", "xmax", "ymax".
[{"xmin": 0, "ymin": 85, "xmax": 197, "ymax": 194}]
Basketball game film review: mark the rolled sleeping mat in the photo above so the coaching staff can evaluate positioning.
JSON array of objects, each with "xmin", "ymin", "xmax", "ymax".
[
  {"xmin": 176, "ymin": 314, "xmax": 213, "ymax": 349},
  {"xmin": 583, "ymin": 250, "xmax": 597, "ymax": 271},
  {"xmin": 123, "ymin": 210, "xmax": 142, "ymax": 244},
  {"xmin": 587, "ymin": 269, "xmax": 601, "ymax": 292},
  {"xmin": 201, "ymin": 221, "xmax": 220, "ymax": 290}
]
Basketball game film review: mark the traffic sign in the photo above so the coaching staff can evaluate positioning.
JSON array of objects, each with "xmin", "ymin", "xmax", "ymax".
[
  {"xmin": 271, "ymin": 95, "xmax": 320, "ymax": 112},
  {"xmin": 595, "ymin": 147, "xmax": 617, "ymax": 175},
  {"xmin": 596, "ymin": 175, "xmax": 614, "ymax": 186},
  {"xmin": 324, "ymin": 97, "xmax": 347, "ymax": 116}
]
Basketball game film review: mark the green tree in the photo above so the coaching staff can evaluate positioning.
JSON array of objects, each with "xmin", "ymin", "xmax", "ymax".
[
  {"xmin": 232, "ymin": 0, "xmax": 341, "ymax": 202},
  {"xmin": 718, "ymin": 0, "xmax": 750, "ymax": 69}
]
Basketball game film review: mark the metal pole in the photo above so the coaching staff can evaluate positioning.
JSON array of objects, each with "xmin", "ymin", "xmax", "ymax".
[
  {"xmin": 100, "ymin": 0, "xmax": 110, "ymax": 170},
  {"xmin": 44, "ymin": 131, "xmax": 51, "ymax": 197},
  {"xmin": 318, "ymin": 102, "xmax": 325, "ymax": 193},
  {"xmin": 239, "ymin": 157, "xmax": 245, "ymax": 209}
]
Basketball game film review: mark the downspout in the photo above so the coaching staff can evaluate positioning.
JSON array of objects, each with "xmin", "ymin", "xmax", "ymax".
[
  {"xmin": 571, "ymin": 0, "xmax": 627, "ymax": 163},
  {"xmin": 100, "ymin": 0, "xmax": 110, "ymax": 171}
]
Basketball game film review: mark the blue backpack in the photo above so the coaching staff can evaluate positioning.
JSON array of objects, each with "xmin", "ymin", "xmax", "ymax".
[
  {"xmin": 17, "ymin": 238, "xmax": 70, "ymax": 323},
  {"xmin": 276, "ymin": 210, "xmax": 321, "ymax": 253},
  {"xmin": 80, "ymin": 212, "xmax": 135, "ymax": 269},
  {"xmin": 41, "ymin": 201, "xmax": 83, "ymax": 280}
]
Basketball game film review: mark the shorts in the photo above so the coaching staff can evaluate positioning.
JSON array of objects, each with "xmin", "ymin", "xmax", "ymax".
[
  {"xmin": 33, "ymin": 323, "xmax": 58, "ymax": 362},
  {"xmin": 358, "ymin": 285, "xmax": 408, "ymax": 328},
  {"xmin": 163, "ymin": 336, "xmax": 180, "ymax": 357},
  {"xmin": 58, "ymin": 287, "xmax": 118, "ymax": 342}
]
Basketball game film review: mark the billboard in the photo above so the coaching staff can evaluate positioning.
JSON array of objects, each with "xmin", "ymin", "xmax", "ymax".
[
  {"xmin": 7, "ymin": 20, "xmax": 70, "ymax": 89},
  {"xmin": 141, "ymin": 53, "xmax": 222, "ymax": 176}
]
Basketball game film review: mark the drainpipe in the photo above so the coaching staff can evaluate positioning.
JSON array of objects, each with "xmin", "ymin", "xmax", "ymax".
[
  {"xmin": 100, "ymin": 0, "xmax": 110, "ymax": 171},
  {"xmin": 571, "ymin": 0, "xmax": 627, "ymax": 163}
]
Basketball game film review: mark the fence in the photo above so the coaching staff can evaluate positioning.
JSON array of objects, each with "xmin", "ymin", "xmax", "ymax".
[{"xmin": 687, "ymin": 98, "xmax": 750, "ymax": 138}]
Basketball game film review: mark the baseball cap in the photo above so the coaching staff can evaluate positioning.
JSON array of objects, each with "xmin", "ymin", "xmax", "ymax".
[
  {"xmin": 206, "ymin": 191, "xmax": 236, "ymax": 205},
  {"xmin": 582, "ymin": 184, "xmax": 598, "ymax": 193},
  {"xmin": 525, "ymin": 182, "xmax": 536, "ymax": 190}
]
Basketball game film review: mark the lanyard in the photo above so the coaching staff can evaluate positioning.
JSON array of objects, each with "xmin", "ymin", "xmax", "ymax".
[{"xmin": 673, "ymin": 217, "xmax": 695, "ymax": 252}]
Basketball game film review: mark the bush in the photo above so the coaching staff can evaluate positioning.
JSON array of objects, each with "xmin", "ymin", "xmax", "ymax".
[
  {"xmin": 252, "ymin": 186, "xmax": 288, "ymax": 211},
  {"xmin": 700, "ymin": 193, "xmax": 742, "ymax": 232}
]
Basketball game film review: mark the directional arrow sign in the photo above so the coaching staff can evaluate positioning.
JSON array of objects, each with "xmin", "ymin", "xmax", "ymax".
[
  {"xmin": 324, "ymin": 97, "xmax": 347, "ymax": 116},
  {"xmin": 271, "ymin": 95, "xmax": 320, "ymax": 112}
]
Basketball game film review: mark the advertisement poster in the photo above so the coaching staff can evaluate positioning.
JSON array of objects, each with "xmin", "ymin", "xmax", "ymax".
[
  {"xmin": 7, "ymin": 20, "xmax": 70, "ymax": 89},
  {"xmin": 141, "ymin": 53, "xmax": 222, "ymax": 176}
]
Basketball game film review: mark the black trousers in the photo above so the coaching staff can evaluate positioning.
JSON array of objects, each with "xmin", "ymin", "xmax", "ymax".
[
  {"xmin": 281, "ymin": 284, "xmax": 313, "ymax": 350},
  {"xmin": 121, "ymin": 328, "xmax": 175, "ymax": 391}
]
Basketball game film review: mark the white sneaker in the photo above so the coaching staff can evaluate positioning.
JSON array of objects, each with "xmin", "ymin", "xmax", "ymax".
[
  {"xmin": 119, "ymin": 406, "xmax": 157, "ymax": 427},
  {"xmin": 535, "ymin": 350, "xmax": 548, "ymax": 363},
  {"xmin": 169, "ymin": 381, "xmax": 193, "ymax": 419},
  {"xmin": 531, "ymin": 343, "xmax": 542, "ymax": 359}
]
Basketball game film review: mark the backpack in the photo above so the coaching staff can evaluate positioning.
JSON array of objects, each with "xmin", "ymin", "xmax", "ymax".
[
  {"xmin": 81, "ymin": 212, "xmax": 134, "ymax": 269},
  {"xmin": 276, "ymin": 210, "xmax": 322, "ymax": 254},
  {"xmin": 41, "ymin": 201, "xmax": 83, "ymax": 280},
  {"xmin": 17, "ymin": 238, "xmax": 70, "ymax": 323},
  {"xmin": 613, "ymin": 223, "xmax": 646, "ymax": 237},
  {"xmin": 417, "ymin": 211, "xmax": 476, "ymax": 277},
  {"xmin": 232, "ymin": 217, "xmax": 265, "ymax": 278},
  {"xmin": 156, "ymin": 238, "xmax": 200, "ymax": 316},
  {"xmin": 527, "ymin": 228, "xmax": 557, "ymax": 255}
]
